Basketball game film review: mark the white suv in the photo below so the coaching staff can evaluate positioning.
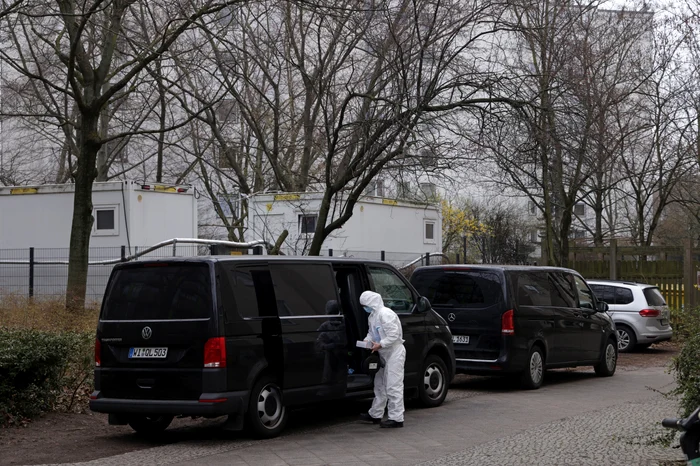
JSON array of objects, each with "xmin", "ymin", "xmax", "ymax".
[{"xmin": 587, "ymin": 280, "xmax": 673, "ymax": 353}]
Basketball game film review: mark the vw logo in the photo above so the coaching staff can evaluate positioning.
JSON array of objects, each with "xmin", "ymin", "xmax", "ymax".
[
  {"xmin": 141, "ymin": 326, "xmax": 152, "ymax": 340},
  {"xmin": 448, "ymin": 313, "xmax": 456, "ymax": 322}
]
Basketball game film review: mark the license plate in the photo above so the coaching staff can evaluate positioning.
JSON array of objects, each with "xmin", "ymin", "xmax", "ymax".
[
  {"xmin": 452, "ymin": 335, "xmax": 470, "ymax": 344},
  {"xmin": 129, "ymin": 347, "xmax": 168, "ymax": 359}
]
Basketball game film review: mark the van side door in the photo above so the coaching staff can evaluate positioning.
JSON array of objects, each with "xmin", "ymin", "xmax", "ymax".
[
  {"xmin": 366, "ymin": 265, "xmax": 425, "ymax": 389},
  {"xmin": 569, "ymin": 274, "xmax": 606, "ymax": 361},
  {"xmin": 269, "ymin": 262, "xmax": 347, "ymax": 403}
]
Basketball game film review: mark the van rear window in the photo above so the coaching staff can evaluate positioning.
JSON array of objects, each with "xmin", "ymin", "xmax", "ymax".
[
  {"xmin": 102, "ymin": 264, "xmax": 213, "ymax": 320},
  {"xmin": 411, "ymin": 270, "xmax": 503, "ymax": 308}
]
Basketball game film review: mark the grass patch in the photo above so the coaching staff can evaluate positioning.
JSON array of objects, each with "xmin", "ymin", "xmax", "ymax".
[{"xmin": 0, "ymin": 295, "xmax": 99, "ymax": 332}]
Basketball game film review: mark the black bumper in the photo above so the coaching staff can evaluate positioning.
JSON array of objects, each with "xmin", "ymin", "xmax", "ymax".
[{"xmin": 89, "ymin": 391, "xmax": 248, "ymax": 416}]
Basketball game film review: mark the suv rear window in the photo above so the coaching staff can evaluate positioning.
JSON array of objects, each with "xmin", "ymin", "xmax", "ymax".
[
  {"xmin": 643, "ymin": 287, "xmax": 666, "ymax": 306},
  {"xmin": 102, "ymin": 264, "xmax": 213, "ymax": 320},
  {"xmin": 411, "ymin": 269, "xmax": 504, "ymax": 308}
]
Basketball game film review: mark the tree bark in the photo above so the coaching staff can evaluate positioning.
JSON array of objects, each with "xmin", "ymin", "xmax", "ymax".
[{"xmin": 66, "ymin": 112, "xmax": 101, "ymax": 310}]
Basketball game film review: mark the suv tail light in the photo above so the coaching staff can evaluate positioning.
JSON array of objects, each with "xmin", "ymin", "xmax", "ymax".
[
  {"xmin": 204, "ymin": 337, "xmax": 227, "ymax": 368},
  {"xmin": 502, "ymin": 309, "xmax": 515, "ymax": 335},
  {"xmin": 639, "ymin": 309, "xmax": 660, "ymax": 317},
  {"xmin": 95, "ymin": 339, "xmax": 101, "ymax": 367}
]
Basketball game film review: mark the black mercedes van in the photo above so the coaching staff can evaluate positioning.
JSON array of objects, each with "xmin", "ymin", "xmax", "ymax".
[
  {"xmin": 90, "ymin": 257, "xmax": 455, "ymax": 437},
  {"xmin": 410, "ymin": 265, "xmax": 617, "ymax": 389}
]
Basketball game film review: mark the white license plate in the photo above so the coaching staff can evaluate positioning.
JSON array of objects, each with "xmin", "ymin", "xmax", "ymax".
[
  {"xmin": 129, "ymin": 347, "xmax": 168, "ymax": 359},
  {"xmin": 452, "ymin": 335, "xmax": 470, "ymax": 344}
]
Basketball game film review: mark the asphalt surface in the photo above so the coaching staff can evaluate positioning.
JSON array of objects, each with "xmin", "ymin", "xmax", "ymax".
[{"xmin": 34, "ymin": 365, "xmax": 685, "ymax": 466}]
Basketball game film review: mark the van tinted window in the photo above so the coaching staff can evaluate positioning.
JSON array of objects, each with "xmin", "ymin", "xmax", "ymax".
[
  {"xmin": 411, "ymin": 270, "xmax": 503, "ymax": 308},
  {"xmin": 643, "ymin": 287, "xmax": 666, "ymax": 306},
  {"xmin": 270, "ymin": 264, "xmax": 338, "ymax": 316},
  {"xmin": 221, "ymin": 266, "xmax": 277, "ymax": 319},
  {"xmin": 102, "ymin": 264, "xmax": 212, "ymax": 320},
  {"xmin": 513, "ymin": 272, "xmax": 552, "ymax": 307}
]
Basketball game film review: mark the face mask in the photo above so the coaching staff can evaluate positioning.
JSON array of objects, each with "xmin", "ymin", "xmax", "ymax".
[{"xmin": 363, "ymin": 305, "xmax": 373, "ymax": 314}]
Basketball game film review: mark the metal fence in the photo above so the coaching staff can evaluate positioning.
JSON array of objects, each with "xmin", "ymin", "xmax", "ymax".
[{"xmin": 0, "ymin": 242, "xmax": 448, "ymax": 302}]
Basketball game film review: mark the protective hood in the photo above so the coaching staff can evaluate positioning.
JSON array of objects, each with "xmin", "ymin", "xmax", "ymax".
[{"xmin": 360, "ymin": 291, "xmax": 385, "ymax": 313}]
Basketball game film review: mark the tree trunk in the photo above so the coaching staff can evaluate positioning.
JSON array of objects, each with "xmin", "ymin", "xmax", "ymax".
[
  {"xmin": 66, "ymin": 113, "xmax": 101, "ymax": 310},
  {"xmin": 308, "ymin": 190, "xmax": 334, "ymax": 255},
  {"xmin": 156, "ymin": 61, "xmax": 166, "ymax": 182}
]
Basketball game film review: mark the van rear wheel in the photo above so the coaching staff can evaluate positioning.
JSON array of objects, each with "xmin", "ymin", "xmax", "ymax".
[
  {"xmin": 247, "ymin": 376, "xmax": 288, "ymax": 438},
  {"xmin": 128, "ymin": 415, "xmax": 173, "ymax": 435},
  {"xmin": 520, "ymin": 345, "xmax": 544, "ymax": 390}
]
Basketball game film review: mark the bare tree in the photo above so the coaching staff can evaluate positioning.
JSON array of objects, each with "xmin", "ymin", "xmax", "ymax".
[{"xmin": 0, "ymin": 0, "xmax": 252, "ymax": 309}]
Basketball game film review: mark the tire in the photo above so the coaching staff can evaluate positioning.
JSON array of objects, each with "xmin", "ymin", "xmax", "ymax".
[
  {"xmin": 615, "ymin": 324, "xmax": 636, "ymax": 353},
  {"xmin": 520, "ymin": 345, "xmax": 545, "ymax": 390},
  {"xmin": 246, "ymin": 376, "xmax": 288, "ymax": 438},
  {"xmin": 128, "ymin": 415, "xmax": 173, "ymax": 435},
  {"xmin": 418, "ymin": 355, "xmax": 449, "ymax": 408},
  {"xmin": 594, "ymin": 338, "xmax": 617, "ymax": 377}
]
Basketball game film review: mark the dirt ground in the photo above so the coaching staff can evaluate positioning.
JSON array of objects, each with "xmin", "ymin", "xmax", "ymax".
[{"xmin": 0, "ymin": 342, "xmax": 680, "ymax": 466}]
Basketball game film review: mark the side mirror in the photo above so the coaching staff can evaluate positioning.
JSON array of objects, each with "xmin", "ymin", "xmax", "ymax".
[
  {"xmin": 417, "ymin": 296, "xmax": 431, "ymax": 313},
  {"xmin": 596, "ymin": 301, "xmax": 609, "ymax": 313}
]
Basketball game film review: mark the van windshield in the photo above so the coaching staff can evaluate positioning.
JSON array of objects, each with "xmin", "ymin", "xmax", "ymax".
[
  {"xmin": 411, "ymin": 270, "xmax": 504, "ymax": 308},
  {"xmin": 102, "ymin": 264, "xmax": 213, "ymax": 320}
]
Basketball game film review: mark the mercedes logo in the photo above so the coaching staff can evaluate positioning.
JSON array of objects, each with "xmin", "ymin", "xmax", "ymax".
[
  {"xmin": 448, "ymin": 313, "xmax": 456, "ymax": 322},
  {"xmin": 141, "ymin": 326, "xmax": 152, "ymax": 340}
]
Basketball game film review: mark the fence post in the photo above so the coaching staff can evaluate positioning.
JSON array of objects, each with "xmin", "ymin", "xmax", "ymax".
[
  {"xmin": 172, "ymin": 239, "xmax": 177, "ymax": 257},
  {"xmin": 609, "ymin": 239, "xmax": 617, "ymax": 280},
  {"xmin": 121, "ymin": 245, "xmax": 126, "ymax": 262},
  {"xmin": 381, "ymin": 251, "xmax": 385, "ymax": 262},
  {"xmin": 328, "ymin": 248, "xmax": 333, "ymax": 257},
  {"xmin": 209, "ymin": 245, "xmax": 216, "ymax": 255},
  {"xmin": 684, "ymin": 238, "xmax": 695, "ymax": 309},
  {"xmin": 462, "ymin": 236, "xmax": 467, "ymax": 264},
  {"xmin": 456, "ymin": 253, "xmax": 460, "ymax": 264},
  {"xmin": 425, "ymin": 252, "xmax": 430, "ymax": 266},
  {"xmin": 28, "ymin": 247, "xmax": 34, "ymax": 298},
  {"xmin": 253, "ymin": 246, "xmax": 263, "ymax": 255}
]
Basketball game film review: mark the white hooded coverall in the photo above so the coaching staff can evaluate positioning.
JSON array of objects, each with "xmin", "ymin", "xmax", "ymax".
[{"xmin": 360, "ymin": 290, "xmax": 406, "ymax": 423}]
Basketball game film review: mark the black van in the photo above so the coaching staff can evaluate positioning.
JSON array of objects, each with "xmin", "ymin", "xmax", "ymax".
[
  {"xmin": 89, "ymin": 257, "xmax": 455, "ymax": 437},
  {"xmin": 410, "ymin": 265, "xmax": 617, "ymax": 389}
]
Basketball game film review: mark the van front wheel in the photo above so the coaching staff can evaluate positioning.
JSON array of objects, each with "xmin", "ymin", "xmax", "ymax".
[
  {"xmin": 418, "ymin": 355, "xmax": 449, "ymax": 408},
  {"xmin": 247, "ymin": 376, "xmax": 288, "ymax": 438},
  {"xmin": 128, "ymin": 415, "xmax": 173, "ymax": 435}
]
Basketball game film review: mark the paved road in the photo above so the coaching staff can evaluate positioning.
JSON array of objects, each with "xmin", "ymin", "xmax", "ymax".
[{"xmin": 39, "ymin": 367, "xmax": 685, "ymax": 466}]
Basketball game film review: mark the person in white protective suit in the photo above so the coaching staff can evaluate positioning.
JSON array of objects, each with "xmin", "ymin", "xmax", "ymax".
[{"xmin": 358, "ymin": 290, "xmax": 406, "ymax": 428}]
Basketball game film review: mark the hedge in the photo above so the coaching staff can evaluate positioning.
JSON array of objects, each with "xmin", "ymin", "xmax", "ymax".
[
  {"xmin": 0, "ymin": 328, "xmax": 94, "ymax": 426},
  {"xmin": 672, "ymin": 308, "xmax": 700, "ymax": 417}
]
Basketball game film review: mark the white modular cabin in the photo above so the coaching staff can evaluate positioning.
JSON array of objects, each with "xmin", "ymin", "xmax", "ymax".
[
  {"xmin": 247, "ymin": 193, "xmax": 442, "ymax": 262},
  {"xmin": 0, "ymin": 181, "xmax": 198, "ymax": 301},
  {"xmin": 0, "ymin": 180, "xmax": 197, "ymax": 251}
]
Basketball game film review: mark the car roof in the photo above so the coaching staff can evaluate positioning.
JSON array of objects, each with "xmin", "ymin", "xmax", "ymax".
[
  {"xmin": 413, "ymin": 264, "xmax": 580, "ymax": 274},
  {"xmin": 585, "ymin": 279, "xmax": 655, "ymax": 288},
  {"xmin": 113, "ymin": 255, "xmax": 392, "ymax": 268}
]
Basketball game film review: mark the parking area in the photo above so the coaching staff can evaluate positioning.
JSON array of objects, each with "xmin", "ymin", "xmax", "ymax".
[{"xmin": 0, "ymin": 344, "xmax": 684, "ymax": 466}]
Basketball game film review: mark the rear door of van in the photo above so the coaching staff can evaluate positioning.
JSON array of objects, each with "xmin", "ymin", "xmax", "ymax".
[
  {"xmin": 97, "ymin": 262, "xmax": 216, "ymax": 401},
  {"xmin": 411, "ymin": 267, "xmax": 505, "ymax": 362}
]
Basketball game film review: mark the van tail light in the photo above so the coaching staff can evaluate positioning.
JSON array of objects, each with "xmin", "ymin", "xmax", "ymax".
[
  {"xmin": 639, "ymin": 309, "xmax": 660, "ymax": 317},
  {"xmin": 502, "ymin": 310, "xmax": 515, "ymax": 335},
  {"xmin": 204, "ymin": 337, "xmax": 227, "ymax": 368},
  {"xmin": 95, "ymin": 339, "xmax": 101, "ymax": 367}
]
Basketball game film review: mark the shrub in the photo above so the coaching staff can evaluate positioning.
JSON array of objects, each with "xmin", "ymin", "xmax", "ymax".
[
  {"xmin": 0, "ymin": 328, "xmax": 94, "ymax": 426},
  {"xmin": 672, "ymin": 308, "xmax": 700, "ymax": 417}
]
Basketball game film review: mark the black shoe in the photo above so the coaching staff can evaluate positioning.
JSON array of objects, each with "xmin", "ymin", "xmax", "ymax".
[
  {"xmin": 380, "ymin": 420, "xmax": 403, "ymax": 428},
  {"xmin": 359, "ymin": 413, "xmax": 381, "ymax": 424}
]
